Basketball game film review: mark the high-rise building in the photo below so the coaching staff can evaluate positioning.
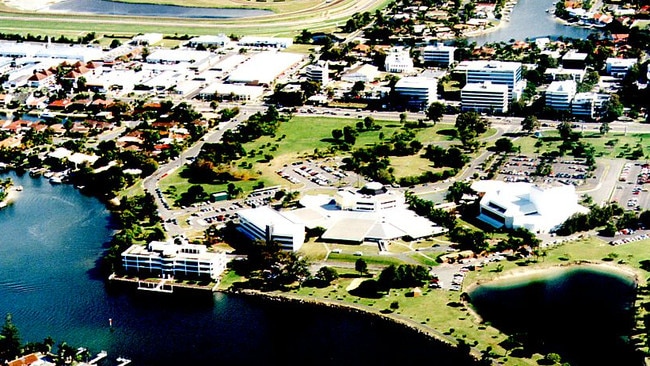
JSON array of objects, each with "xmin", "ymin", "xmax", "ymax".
[
  {"xmin": 461, "ymin": 81, "xmax": 509, "ymax": 113},
  {"xmin": 545, "ymin": 80, "xmax": 577, "ymax": 111},
  {"xmin": 394, "ymin": 76, "xmax": 437, "ymax": 110},
  {"xmin": 422, "ymin": 43, "xmax": 456, "ymax": 67}
]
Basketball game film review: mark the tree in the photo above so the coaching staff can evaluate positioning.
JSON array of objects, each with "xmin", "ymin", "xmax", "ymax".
[
  {"xmin": 557, "ymin": 121, "xmax": 574, "ymax": 141},
  {"xmin": 494, "ymin": 137, "xmax": 515, "ymax": 153},
  {"xmin": 455, "ymin": 111, "xmax": 490, "ymax": 149},
  {"xmin": 331, "ymin": 129, "xmax": 343, "ymax": 140},
  {"xmin": 355, "ymin": 258, "xmax": 368, "ymax": 276},
  {"xmin": 521, "ymin": 115, "xmax": 540, "ymax": 134},
  {"xmin": 427, "ymin": 101, "xmax": 445, "ymax": 124},
  {"xmin": 315, "ymin": 266, "xmax": 339, "ymax": 285},
  {"xmin": 599, "ymin": 121, "xmax": 610, "ymax": 135},
  {"xmin": 0, "ymin": 313, "xmax": 21, "ymax": 362}
]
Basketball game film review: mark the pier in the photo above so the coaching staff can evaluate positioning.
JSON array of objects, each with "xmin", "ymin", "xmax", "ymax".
[
  {"xmin": 137, "ymin": 278, "xmax": 174, "ymax": 293},
  {"xmin": 116, "ymin": 357, "xmax": 132, "ymax": 366}
]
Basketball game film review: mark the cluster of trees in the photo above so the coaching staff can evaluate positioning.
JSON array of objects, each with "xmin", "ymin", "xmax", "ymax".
[
  {"xmin": 455, "ymin": 112, "xmax": 490, "ymax": 151},
  {"xmin": 555, "ymin": 202, "xmax": 623, "ymax": 235},
  {"xmin": 0, "ymin": 313, "xmax": 87, "ymax": 366},
  {"xmin": 186, "ymin": 107, "xmax": 286, "ymax": 185},
  {"xmin": 230, "ymin": 240, "xmax": 310, "ymax": 290},
  {"xmin": 104, "ymin": 193, "xmax": 164, "ymax": 273},
  {"xmin": 351, "ymin": 264, "xmax": 432, "ymax": 297},
  {"xmin": 0, "ymin": 31, "xmax": 96, "ymax": 45},
  {"xmin": 0, "ymin": 177, "xmax": 12, "ymax": 201},
  {"xmin": 422, "ymin": 145, "xmax": 469, "ymax": 169}
]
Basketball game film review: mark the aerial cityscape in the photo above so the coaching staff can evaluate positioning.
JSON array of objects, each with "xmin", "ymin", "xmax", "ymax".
[{"xmin": 0, "ymin": 0, "xmax": 650, "ymax": 365}]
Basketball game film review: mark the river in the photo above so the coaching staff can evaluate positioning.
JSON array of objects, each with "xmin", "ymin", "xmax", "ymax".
[
  {"xmin": 469, "ymin": 266, "xmax": 640, "ymax": 365},
  {"xmin": 46, "ymin": 0, "xmax": 272, "ymax": 18},
  {"xmin": 469, "ymin": 0, "xmax": 596, "ymax": 44},
  {"xmin": 0, "ymin": 171, "xmax": 474, "ymax": 366}
]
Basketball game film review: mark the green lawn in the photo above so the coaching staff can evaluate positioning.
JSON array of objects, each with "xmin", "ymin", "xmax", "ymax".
[{"xmin": 517, "ymin": 130, "xmax": 650, "ymax": 159}]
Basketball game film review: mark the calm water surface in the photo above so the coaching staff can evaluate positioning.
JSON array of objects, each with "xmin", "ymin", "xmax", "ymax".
[
  {"xmin": 469, "ymin": 267, "xmax": 639, "ymax": 365},
  {"xmin": 0, "ymin": 171, "xmax": 474, "ymax": 366},
  {"xmin": 47, "ymin": 0, "xmax": 272, "ymax": 18},
  {"xmin": 470, "ymin": 0, "xmax": 596, "ymax": 44}
]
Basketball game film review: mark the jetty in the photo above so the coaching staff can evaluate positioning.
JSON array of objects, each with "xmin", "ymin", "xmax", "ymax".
[
  {"xmin": 137, "ymin": 278, "xmax": 174, "ymax": 293},
  {"xmin": 88, "ymin": 350, "xmax": 107, "ymax": 365},
  {"xmin": 116, "ymin": 357, "xmax": 132, "ymax": 366}
]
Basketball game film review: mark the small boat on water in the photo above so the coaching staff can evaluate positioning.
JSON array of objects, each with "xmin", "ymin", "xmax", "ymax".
[{"xmin": 14, "ymin": 185, "xmax": 22, "ymax": 191}]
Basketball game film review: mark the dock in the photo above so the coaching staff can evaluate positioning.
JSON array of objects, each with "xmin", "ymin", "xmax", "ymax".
[
  {"xmin": 88, "ymin": 351, "xmax": 107, "ymax": 365},
  {"xmin": 116, "ymin": 357, "xmax": 132, "ymax": 366},
  {"xmin": 137, "ymin": 278, "xmax": 174, "ymax": 293}
]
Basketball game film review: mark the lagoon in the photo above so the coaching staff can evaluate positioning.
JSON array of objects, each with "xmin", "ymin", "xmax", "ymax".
[
  {"xmin": 0, "ymin": 171, "xmax": 474, "ymax": 366},
  {"xmin": 469, "ymin": 266, "xmax": 639, "ymax": 365},
  {"xmin": 470, "ymin": 0, "xmax": 596, "ymax": 44},
  {"xmin": 46, "ymin": 0, "xmax": 273, "ymax": 18}
]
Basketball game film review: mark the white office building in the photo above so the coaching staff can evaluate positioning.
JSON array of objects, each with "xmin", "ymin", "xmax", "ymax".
[
  {"xmin": 460, "ymin": 60, "xmax": 525, "ymax": 101},
  {"xmin": 305, "ymin": 61, "xmax": 329, "ymax": 86},
  {"xmin": 544, "ymin": 67, "xmax": 586, "ymax": 83},
  {"xmin": 471, "ymin": 180, "xmax": 587, "ymax": 233},
  {"xmin": 237, "ymin": 206, "xmax": 306, "ymax": 251},
  {"xmin": 461, "ymin": 81, "xmax": 509, "ymax": 113},
  {"xmin": 545, "ymin": 80, "xmax": 577, "ymax": 111},
  {"xmin": 394, "ymin": 76, "xmax": 437, "ymax": 110},
  {"xmin": 384, "ymin": 47, "xmax": 414, "ymax": 73},
  {"xmin": 422, "ymin": 43, "xmax": 456, "ymax": 67},
  {"xmin": 571, "ymin": 92, "xmax": 610, "ymax": 120},
  {"xmin": 605, "ymin": 58, "xmax": 637, "ymax": 78},
  {"xmin": 335, "ymin": 182, "xmax": 403, "ymax": 212},
  {"xmin": 187, "ymin": 34, "xmax": 230, "ymax": 48},
  {"xmin": 121, "ymin": 240, "xmax": 228, "ymax": 280}
]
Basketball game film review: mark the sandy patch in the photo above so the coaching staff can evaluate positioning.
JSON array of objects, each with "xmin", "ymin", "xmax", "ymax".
[
  {"xmin": 3, "ymin": 0, "xmax": 65, "ymax": 11},
  {"xmin": 345, "ymin": 278, "xmax": 363, "ymax": 292}
]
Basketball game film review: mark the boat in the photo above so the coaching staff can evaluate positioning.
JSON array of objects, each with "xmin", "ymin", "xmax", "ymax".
[{"xmin": 14, "ymin": 185, "xmax": 22, "ymax": 191}]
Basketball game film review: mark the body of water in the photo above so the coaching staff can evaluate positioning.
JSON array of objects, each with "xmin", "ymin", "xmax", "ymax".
[
  {"xmin": 47, "ymin": 0, "xmax": 272, "ymax": 18},
  {"xmin": 469, "ymin": 266, "xmax": 640, "ymax": 365},
  {"xmin": 0, "ymin": 171, "xmax": 475, "ymax": 366},
  {"xmin": 470, "ymin": 0, "xmax": 596, "ymax": 44}
]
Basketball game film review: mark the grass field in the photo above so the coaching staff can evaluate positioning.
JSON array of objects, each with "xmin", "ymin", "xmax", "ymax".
[
  {"xmin": 517, "ymin": 130, "xmax": 650, "ymax": 160},
  {"xmin": 110, "ymin": 0, "xmax": 324, "ymax": 12}
]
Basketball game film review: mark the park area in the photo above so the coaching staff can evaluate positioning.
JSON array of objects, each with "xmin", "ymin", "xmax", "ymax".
[{"xmin": 158, "ymin": 116, "xmax": 493, "ymax": 205}]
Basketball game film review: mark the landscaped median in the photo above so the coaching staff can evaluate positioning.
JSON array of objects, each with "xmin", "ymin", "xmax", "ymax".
[{"xmin": 219, "ymin": 234, "xmax": 650, "ymax": 365}]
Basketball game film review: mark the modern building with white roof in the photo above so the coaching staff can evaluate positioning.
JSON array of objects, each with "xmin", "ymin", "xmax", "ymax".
[
  {"xmin": 384, "ymin": 47, "xmax": 413, "ymax": 73},
  {"xmin": 121, "ymin": 240, "xmax": 227, "ymax": 280},
  {"xmin": 544, "ymin": 67, "xmax": 585, "ymax": 83},
  {"xmin": 422, "ymin": 43, "xmax": 456, "ymax": 67},
  {"xmin": 227, "ymin": 52, "xmax": 303, "ymax": 86},
  {"xmin": 340, "ymin": 63, "xmax": 380, "ymax": 83},
  {"xmin": 394, "ymin": 76, "xmax": 437, "ymax": 110},
  {"xmin": 571, "ymin": 92, "xmax": 610, "ymax": 120},
  {"xmin": 305, "ymin": 61, "xmax": 329, "ymax": 86},
  {"xmin": 471, "ymin": 180, "xmax": 587, "ymax": 233},
  {"xmin": 605, "ymin": 58, "xmax": 637, "ymax": 78},
  {"xmin": 187, "ymin": 34, "xmax": 230, "ymax": 47},
  {"xmin": 237, "ymin": 206, "xmax": 306, "ymax": 251},
  {"xmin": 461, "ymin": 81, "xmax": 509, "ymax": 113},
  {"xmin": 546, "ymin": 80, "xmax": 577, "ymax": 111},
  {"xmin": 458, "ymin": 60, "xmax": 525, "ymax": 101},
  {"xmin": 130, "ymin": 33, "xmax": 163, "ymax": 46}
]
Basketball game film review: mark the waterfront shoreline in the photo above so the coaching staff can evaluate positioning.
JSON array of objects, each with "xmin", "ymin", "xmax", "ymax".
[
  {"xmin": 464, "ymin": 261, "xmax": 641, "ymax": 294},
  {"xmin": 230, "ymin": 288, "xmax": 482, "ymax": 360},
  {"xmin": 0, "ymin": 186, "xmax": 19, "ymax": 208}
]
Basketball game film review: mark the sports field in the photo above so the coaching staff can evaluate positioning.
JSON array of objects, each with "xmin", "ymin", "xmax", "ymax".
[{"xmin": 0, "ymin": 0, "xmax": 388, "ymax": 37}]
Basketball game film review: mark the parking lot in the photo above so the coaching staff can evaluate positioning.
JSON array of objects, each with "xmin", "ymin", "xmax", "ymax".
[
  {"xmin": 276, "ymin": 158, "xmax": 362, "ymax": 189},
  {"xmin": 496, "ymin": 155, "xmax": 593, "ymax": 188},
  {"xmin": 610, "ymin": 162, "xmax": 650, "ymax": 211}
]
